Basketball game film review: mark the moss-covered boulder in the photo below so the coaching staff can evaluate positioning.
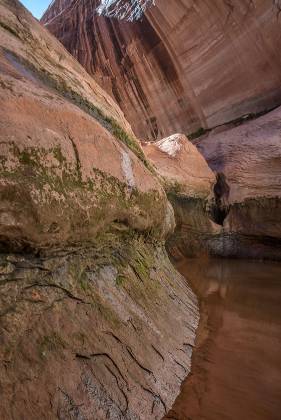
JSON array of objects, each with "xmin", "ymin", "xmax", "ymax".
[
  {"xmin": 0, "ymin": 1, "xmax": 198, "ymax": 418},
  {"xmin": 0, "ymin": 0, "xmax": 173, "ymax": 251}
]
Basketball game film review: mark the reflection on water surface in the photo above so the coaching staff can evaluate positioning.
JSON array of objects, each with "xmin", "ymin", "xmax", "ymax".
[{"xmin": 165, "ymin": 259, "xmax": 281, "ymax": 420}]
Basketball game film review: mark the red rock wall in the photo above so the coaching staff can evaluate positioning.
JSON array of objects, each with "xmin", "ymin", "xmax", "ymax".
[{"xmin": 42, "ymin": 0, "xmax": 281, "ymax": 140}]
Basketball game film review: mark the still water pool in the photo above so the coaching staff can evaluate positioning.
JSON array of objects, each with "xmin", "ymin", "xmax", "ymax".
[{"xmin": 165, "ymin": 259, "xmax": 281, "ymax": 420}]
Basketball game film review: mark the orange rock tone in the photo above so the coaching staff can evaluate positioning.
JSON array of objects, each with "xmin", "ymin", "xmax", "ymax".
[
  {"xmin": 0, "ymin": 2, "xmax": 198, "ymax": 418},
  {"xmin": 42, "ymin": 0, "xmax": 281, "ymax": 140}
]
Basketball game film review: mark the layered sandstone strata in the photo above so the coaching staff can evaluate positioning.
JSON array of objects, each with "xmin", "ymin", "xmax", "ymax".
[
  {"xmin": 0, "ymin": 1, "xmax": 199, "ymax": 418},
  {"xmin": 42, "ymin": 0, "xmax": 281, "ymax": 139}
]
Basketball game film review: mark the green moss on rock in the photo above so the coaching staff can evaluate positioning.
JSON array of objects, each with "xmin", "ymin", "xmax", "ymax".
[{"xmin": 4, "ymin": 50, "xmax": 149, "ymax": 168}]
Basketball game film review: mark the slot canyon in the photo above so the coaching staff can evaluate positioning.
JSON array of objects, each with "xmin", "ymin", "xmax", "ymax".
[{"xmin": 0, "ymin": 1, "xmax": 280, "ymax": 419}]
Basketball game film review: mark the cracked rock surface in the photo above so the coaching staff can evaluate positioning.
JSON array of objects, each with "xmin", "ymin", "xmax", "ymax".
[
  {"xmin": 0, "ymin": 1, "xmax": 199, "ymax": 418},
  {"xmin": 0, "ymin": 240, "xmax": 198, "ymax": 419}
]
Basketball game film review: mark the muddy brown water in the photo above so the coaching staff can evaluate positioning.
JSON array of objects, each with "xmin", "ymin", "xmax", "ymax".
[{"xmin": 165, "ymin": 258, "xmax": 281, "ymax": 420}]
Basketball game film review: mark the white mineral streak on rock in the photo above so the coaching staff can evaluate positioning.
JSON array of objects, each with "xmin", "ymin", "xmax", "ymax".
[
  {"xmin": 121, "ymin": 150, "xmax": 135, "ymax": 188},
  {"xmin": 156, "ymin": 133, "xmax": 182, "ymax": 157},
  {"xmin": 44, "ymin": 0, "xmax": 156, "ymax": 26},
  {"xmin": 97, "ymin": 0, "xmax": 155, "ymax": 21}
]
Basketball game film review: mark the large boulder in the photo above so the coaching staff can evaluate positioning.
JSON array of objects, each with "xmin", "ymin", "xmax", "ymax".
[
  {"xmin": 0, "ymin": 0, "xmax": 169, "ymax": 251},
  {"xmin": 143, "ymin": 134, "xmax": 221, "ymax": 257},
  {"xmin": 0, "ymin": 1, "xmax": 199, "ymax": 418},
  {"xmin": 143, "ymin": 134, "xmax": 215, "ymax": 199}
]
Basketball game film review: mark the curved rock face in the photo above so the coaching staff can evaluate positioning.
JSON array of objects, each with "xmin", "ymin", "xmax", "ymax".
[
  {"xmin": 143, "ymin": 134, "xmax": 215, "ymax": 198},
  {"xmin": 42, "ymin": 0, "xmax": 281, "ymax": 140},
  {"xmin": 196, "ymin": 106, "xmax": 281, "ymax": 259},
  {"xmin": 0, "ymin": 1, "xmax": 199, "ymax": 418},
  {"xmin": 143, "ymin": 134, "xmax": 221, "ymax": 258},
  {"xmin": 0, "ymin": 0, "xmax": 167, "ymax": 251},
  {"xmin": 144, "ymin": 125, "xmax": 281, "ymax": 261}
]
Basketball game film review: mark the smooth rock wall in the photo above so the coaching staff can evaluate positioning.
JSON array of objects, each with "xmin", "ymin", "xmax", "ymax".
[{"xmin": 42, "ymin": 0, "xmax": 281, "ymax": 140}]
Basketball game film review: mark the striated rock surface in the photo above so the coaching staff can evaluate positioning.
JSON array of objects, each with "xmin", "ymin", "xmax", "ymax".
[
  {"xmin": 143, "ymin": 134, "xmax": 221, "ymax": 257},
  {"xmin": 42, "ymin": 0, "xmax": 281, "ymax": 140},
  {"xmin": 0, "ymin": 1, "xmax": 199, "ymax": 418},
  {"xmin": 196, "ymin": 106, "xmax": 281, "ymax": 259}
]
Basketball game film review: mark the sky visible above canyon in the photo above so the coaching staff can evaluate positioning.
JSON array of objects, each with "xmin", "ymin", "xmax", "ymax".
[
  {"xmin": 21, "ymin": 0, "xmax": 51, "ymax": 19},
  {"xmin": 22, "ymin": 0, "xmax": 155, "ymax": 21}
]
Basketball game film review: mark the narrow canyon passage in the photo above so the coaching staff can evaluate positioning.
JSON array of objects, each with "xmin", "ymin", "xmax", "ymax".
[
  {"xmin": 1, "ymin": 1, "xmax": 281, "ymax": 418},
  {"xmin": 165, "ymin": 258, "xmax": 281, "ymax": 420}
]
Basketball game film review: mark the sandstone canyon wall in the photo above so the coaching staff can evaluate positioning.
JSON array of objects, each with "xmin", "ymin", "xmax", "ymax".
[
  {"xmin": 0, "ymin": 1, "xmax": 199, "ymax": 418},
  {"xmin": 196, "ymin": 106, "xmax": 281, "ymax": 260},
  {"xmin": 142, "ymin": 134, "xmax": 221, "ymax": 258},
  {"xmin": 42, "ymin": 0, "xmax": 281, "ymax": 140},
  {"xmin": 143, "ymin": 118, "xmax": 281, "ymax": 261}
]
